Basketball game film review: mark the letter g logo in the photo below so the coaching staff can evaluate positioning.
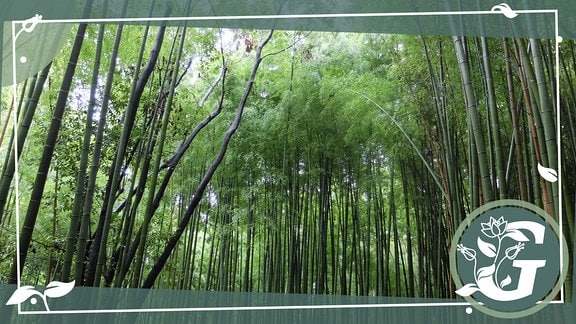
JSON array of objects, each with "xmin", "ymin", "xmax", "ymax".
[{"xmin": 450, "ymin": 200, "xmax": 568, "ymax": 318}]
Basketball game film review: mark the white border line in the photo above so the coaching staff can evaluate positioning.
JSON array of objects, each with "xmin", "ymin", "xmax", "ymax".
[
  {"xmin": 10, "ymin": 7, "xmax": 562, "ymax": 315},
  {"xmin": 11, "ymin": 18, "xmax": 22, "ymax": 316},
  {"xmin": 16, "ymin": 300, "xmax": 567, "ymax": 315},
  {"xmin": 19, "ymin": 302, "xmax": 472, "ymax": 315},
  {"xmin": 554, "ymin": 9, "xmax": 564, "ymax": 303},
  {"xmin": 7, "ymin": 10, "xmax": 560, "ymax": 24}
]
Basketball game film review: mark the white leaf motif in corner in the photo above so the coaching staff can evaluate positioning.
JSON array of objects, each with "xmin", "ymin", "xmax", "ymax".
[
  {"xmin": 5, "ymin": 280, "xmax": 75, "ymax": 312},
  {"xmin": 5, "ymin": 286, "xmax": 39, "ymax": 305},
  {"xmin": 537, "ymin": 163, "xmax": 558, "ymax": 183},
  {"xmin": 491, "ymin": 3, "xmax": 519, "ymax": 19},
  {"xmin": 44, "ymin": 280, "xmax": 75, "ymax": 298}
]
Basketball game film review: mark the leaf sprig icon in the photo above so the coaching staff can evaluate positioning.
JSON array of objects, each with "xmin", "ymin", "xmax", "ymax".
[
  {"xmin": 6, "ymin": 280, "xmax": 75, "ymax": 311},
  {"xmin": 490, "ymin": 3, "xmax": 519, "ymax": 19}
]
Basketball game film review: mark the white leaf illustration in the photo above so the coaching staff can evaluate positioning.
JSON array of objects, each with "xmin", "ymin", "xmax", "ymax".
[
  {"xmin": 476, "ymin": 264, "xmax": 496, "ymax": 281},
  {"xmin": 490, "ymin": 3, "xmax": 519, "ymax": 18},
  {"xmin": 44, "ymin": 280, "xmax": 75, "ymax": 299},
  {"xmin": 502, "ymin": 229, "xmax": 529, "ymax": 242},
  {"xmin": 455, "ymin": 283, "xmax": 479, "ymax": 297},
  {"xmin": 500, "ymin": 275, "xmax": 512, "ymax": 288},
  {"xmin": 477, "ymin": 237, "xmax": 496, "ymax": 258},
  {"xmin": 537, "ymin": 163, "xmax": 558, "ymax": 183},
  {"xmin": 5, "ymin": 286, "xmax": 39, "ymax": 305}
]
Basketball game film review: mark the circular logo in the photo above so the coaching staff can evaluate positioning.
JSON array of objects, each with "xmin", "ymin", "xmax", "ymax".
[{"xmin": 450, "ymin": 200, "xmax": 568, "ymax": 318}]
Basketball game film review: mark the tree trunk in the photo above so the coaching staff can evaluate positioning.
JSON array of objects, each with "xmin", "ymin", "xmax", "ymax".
[
  {"xmin": 141, "ymin": 30, "xmax": 274, "ymax": 289},
  {"xmin": 8, "ymin": 4, "xmax": 92, "ymax": 282},
  {"xmin": 452, "ymin": 35, "xmax": 493, "ymax": 203},
  {"xmin": 60, "ymin": 21, "xmax": 106, "ymax": 282},
  {"xmin": 0, "ymin": 64, "xmax": 50, "ymax": 222},
  {"xmin": 92, "ymin": 22, "xmax": 167, "ymax": 286}
]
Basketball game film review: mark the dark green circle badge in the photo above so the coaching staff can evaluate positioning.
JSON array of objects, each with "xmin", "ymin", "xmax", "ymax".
[{"xmin": 450, "ymin": 200, "xmax": 568, "ymax": 318}]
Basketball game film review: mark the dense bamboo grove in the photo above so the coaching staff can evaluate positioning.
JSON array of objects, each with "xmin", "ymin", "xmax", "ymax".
[{"xmin": 0, "ymin": 13, "xmax": 574, "ymax": 303}]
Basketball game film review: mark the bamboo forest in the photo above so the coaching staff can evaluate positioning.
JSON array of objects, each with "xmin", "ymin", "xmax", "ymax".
[{"xmin": 0, "ymin": 8, "xmax": 574, "ymax": 309}]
